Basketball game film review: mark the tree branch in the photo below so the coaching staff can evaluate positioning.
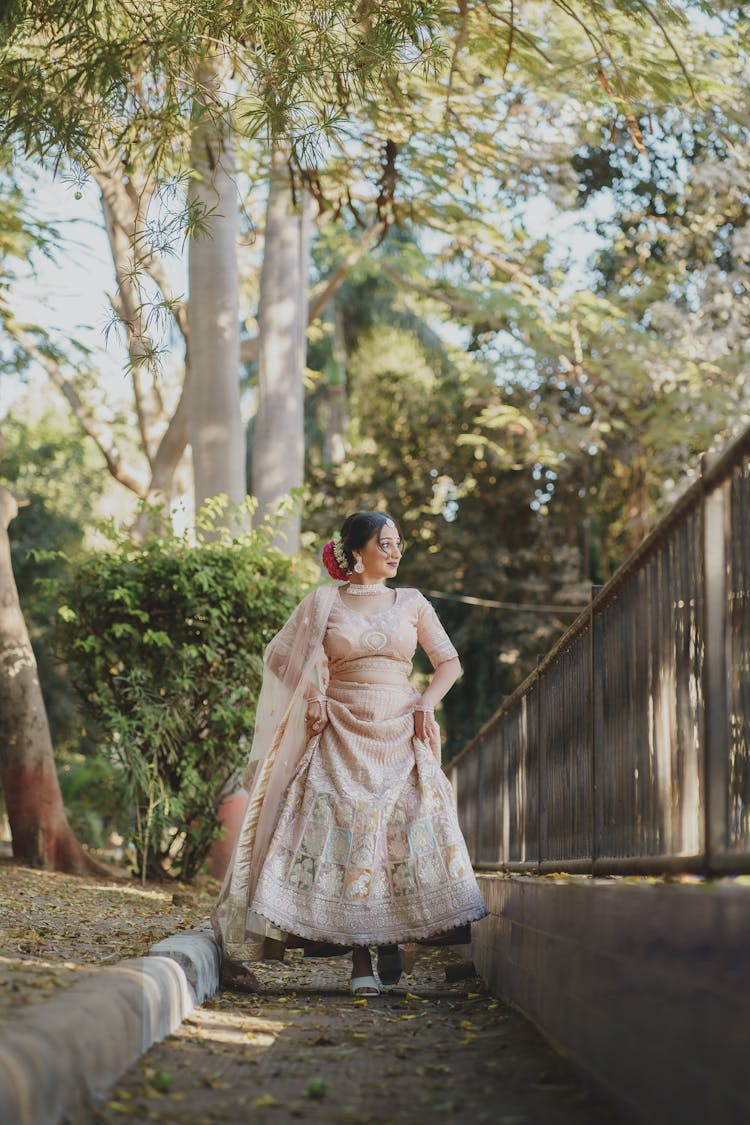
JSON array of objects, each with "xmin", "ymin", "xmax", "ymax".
[
  {"xmin": 93, "ymin": 154, "xmax": 192, "ymax": 469},
  {"xmin": 147, "ymin": 361, "xmax": 191, "ymax": 493},
  {"xmin": 308, "ymin": 222, "xmax": 387, "ymax": 323},
  {"xmin": 425, "ymin": 217, "xmax": 558, "ymax": 303},
  {"xmin": 4, "ymin": 318, "xmax": 149, "ymax": 498},
  {"xmin": 380, "ymin": 264, "xmax": 477, "ymax": 316}
]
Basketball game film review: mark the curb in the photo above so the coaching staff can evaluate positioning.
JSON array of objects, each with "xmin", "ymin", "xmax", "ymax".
[
  {"xmin": 0, "ymin": 925, "xmax": 221, "ymax": 1125},
  {"xmin": 149, "ymin": 923, "xmax": 220, "ymax": 1005}
]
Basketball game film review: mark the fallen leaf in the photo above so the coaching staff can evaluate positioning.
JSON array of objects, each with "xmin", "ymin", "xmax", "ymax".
[
  {"xmin": 307, "ymin": 1077, "xmax": 327, "ymax": 1099},
  {"xmin": 148, "ymin": 1071, "xmax": 175, "ymax": 1093},
  {"xmin": 201, "ymin": 1076, "xmax": 229, "ymax": 1090},
  {"xmin": 253, "ymin": 1093, "xmax": 281, "ymax": 1107}
]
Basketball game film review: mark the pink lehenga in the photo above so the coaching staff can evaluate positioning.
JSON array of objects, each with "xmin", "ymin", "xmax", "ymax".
[{"xmin": 213, "ymin": 584, "xmax": 486, "ymax": 964}]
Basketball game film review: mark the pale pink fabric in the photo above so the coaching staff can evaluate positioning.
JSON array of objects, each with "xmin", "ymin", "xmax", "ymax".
[
  {"xmin": 213, "ymin": 585, "xmax": 337, "ymax": 962},
  {"xmin": 249, "ymin": 589, "xmax": 487, "ymax": 945}
]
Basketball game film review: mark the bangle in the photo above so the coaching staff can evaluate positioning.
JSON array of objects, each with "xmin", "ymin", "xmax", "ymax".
[
  {"xmin": 306, "ymin": 694, "xmax": 326, "ymax": 704},
  {"xmin": 414, "ymin": 704, "xmax": 434, "ymax": 713}
]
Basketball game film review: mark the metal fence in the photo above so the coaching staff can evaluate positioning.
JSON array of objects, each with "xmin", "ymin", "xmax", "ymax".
[{"xmin": 450, "ymin": 425, "xmax": 750, "ymax": 876}]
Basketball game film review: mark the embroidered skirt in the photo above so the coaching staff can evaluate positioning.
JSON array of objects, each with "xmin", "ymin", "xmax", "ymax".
[{"xmin": 250, "ymin": 678, "xmax": 488, "ymax": 945}]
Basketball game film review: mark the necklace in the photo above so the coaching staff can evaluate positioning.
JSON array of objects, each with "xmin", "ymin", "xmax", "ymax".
[{"xmin": 344, "ymin": 581, "xmax": 387, "ymax": 596}]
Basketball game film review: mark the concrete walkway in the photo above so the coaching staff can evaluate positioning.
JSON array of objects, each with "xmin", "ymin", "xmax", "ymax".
[{"xmin": 79, "ymin": 944, "xmax": 623, "ymax": 1125}]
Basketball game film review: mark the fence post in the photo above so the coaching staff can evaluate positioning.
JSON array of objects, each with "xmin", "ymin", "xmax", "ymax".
[
  {"xmin": 536, "ymin": 657, "xmax": 544, "ymax": 871},
  {"xmin": 501, "ymin": 722, "xmax": 510, "ymax": 867},
  {"xmin": 701, "ymin": 456, "xmax": 730, "ymax": 872},
  {"xmin": 590, "ymin": 584, "xmax": 603, "ymax": 872},
  {"xmin": 474, "ymin": 738, "xmax": 483, "ymax": 866}
]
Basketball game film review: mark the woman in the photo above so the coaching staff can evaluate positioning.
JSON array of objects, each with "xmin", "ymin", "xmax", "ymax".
[{"xmin": 213, "ymin": 511, "xmax": 487, "ymax": 996}]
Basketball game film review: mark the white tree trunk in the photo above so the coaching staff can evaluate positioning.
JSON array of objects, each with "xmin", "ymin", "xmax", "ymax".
[
  {"xmin": 187, "ymin": 60, "xmax": 246, "ymax": 521},
  {"xmin": 251, "ymin": 148, "xmax": 312, "ymax": 555}
]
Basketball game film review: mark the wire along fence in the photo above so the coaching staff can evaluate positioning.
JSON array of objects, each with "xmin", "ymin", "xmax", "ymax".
[{"xmin": 450, "ymin": 425, "xmax": 750, "ymax": 876}]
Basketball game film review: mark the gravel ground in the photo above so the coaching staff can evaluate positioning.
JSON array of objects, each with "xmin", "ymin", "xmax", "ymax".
[{"xmin": 0, "ymin": 859, "xmax": 214, "ymax": 1022}]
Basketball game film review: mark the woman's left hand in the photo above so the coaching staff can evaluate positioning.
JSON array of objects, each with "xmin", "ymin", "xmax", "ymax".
[{"xmin": 414, "ymin": 705, "xmax": 441, "ymax": 758}]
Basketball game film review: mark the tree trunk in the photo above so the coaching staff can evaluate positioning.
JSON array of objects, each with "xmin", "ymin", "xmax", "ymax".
[
  {"xmin": 0, "ymin": 487, "xmax": 99, "ymax": 873},
  {"xmin": 322, "ymin": 306, "xmax": 349, "ymax": 466},
  {"xmin": 251, "ymin": 148, "xmax": 312, "ymax": 554},
  {"xmin": 187, "ymin": 59, "xmax": 246, "ymax": 521}
]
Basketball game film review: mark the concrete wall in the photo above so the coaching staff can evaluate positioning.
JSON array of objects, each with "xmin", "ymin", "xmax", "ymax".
[{"xmin": 472, "ymin": 874, "xmax": 750, "ymax": 1125}]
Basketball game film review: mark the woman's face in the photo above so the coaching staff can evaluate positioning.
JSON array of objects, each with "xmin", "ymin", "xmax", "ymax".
[{"xmin": 353, "ymin": 519, "xmax": 403, "ymax": 581}]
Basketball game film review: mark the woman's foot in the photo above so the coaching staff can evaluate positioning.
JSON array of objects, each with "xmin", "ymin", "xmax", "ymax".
[
  {"xmin": 220, "ymin": 961, "xmax": 259, "ymax": 993},
  {"xmin": 351, "ymin": 946, "xmax": 379, "ymax": 996},
  {"xmin": 350, "ymin": 974, "xmax": 380, "ymax": 997},
  {"xmin": 376, "ymin": 944, "xmax": 403, "ymax": 986}
]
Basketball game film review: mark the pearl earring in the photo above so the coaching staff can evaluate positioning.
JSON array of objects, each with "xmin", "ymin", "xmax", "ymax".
[{"xmin": 354, "ymin": 557, "xmax": 365, "ymax": 574}]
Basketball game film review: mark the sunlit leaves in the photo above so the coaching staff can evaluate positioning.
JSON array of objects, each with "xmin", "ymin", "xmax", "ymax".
[
  {"xmin": 41, "ymin": 514, "xmax": 310, "ymax": 881},
  {"xmin": 0, "ymin": 0, "xmax": 444, "ymax": 169}
]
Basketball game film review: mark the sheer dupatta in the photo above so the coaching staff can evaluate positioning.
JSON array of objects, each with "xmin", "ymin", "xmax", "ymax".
[{"xmin": 213, "ymin": 584, "xmax": 338, "ymax": 963}]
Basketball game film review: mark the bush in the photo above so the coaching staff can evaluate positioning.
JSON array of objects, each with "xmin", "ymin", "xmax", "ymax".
[{"xmin": 44, "ymin": 520, "xmax": 311, "ymax": 881}]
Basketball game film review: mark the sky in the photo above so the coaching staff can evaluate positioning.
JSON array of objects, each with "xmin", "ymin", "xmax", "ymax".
[{"xmin": 1, "ymin": 172, "xmax": 183, "ymax": 418}]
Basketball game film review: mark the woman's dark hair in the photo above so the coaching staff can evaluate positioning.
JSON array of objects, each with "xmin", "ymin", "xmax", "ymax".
[{"xmin": 339, "ymin": 511, "xmax": 401, "ymax": 569}]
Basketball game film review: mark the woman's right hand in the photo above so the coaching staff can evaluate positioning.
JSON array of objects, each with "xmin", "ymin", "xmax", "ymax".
[{"xmin": 305, "ymin": 696, "xmax": 328, "ymax": 738}]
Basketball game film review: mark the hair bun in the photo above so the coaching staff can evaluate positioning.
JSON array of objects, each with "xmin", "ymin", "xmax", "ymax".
[{"xmin": 322, "ymin": 540, "xmax": 349, "ymax": 581}]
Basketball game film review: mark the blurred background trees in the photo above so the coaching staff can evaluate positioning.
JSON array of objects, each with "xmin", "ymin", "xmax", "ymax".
[{"xmin": 1, "ymin": 0, "xmax": 747, "ymax": 871}]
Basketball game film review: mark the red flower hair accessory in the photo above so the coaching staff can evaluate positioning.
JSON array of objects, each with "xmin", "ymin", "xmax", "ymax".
[{"xmin": 322, "ymin": 532, "xmax": 350, "ymax": 581}]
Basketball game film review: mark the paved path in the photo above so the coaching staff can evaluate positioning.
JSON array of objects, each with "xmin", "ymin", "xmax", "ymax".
[{"xmin": 85, "ymin": 947, "xmax": 624, "ymax": 1125}]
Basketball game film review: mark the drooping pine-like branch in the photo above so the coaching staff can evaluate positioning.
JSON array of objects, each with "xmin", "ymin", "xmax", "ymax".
[{"xmin": 3, "ymin": 316, "xmax": 150, "ymax": 497}]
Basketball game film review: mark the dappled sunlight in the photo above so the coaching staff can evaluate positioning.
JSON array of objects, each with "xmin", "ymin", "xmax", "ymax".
[
  {"xmin": 183, "ymin": 1005, "xmax": 288, "ymax": 1048},
  {"xmin": 0, "ymin": 953, "xmax": 91, "ymax": 973},
  {"xmin": 0, "ymin": 643, "xmax": 37, "ymax": 677},
  {"xmin": 82, "ymin": 880, "xmax": 189, "ymax": 906}
]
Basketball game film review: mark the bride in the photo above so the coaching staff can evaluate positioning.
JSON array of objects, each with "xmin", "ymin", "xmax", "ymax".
[{"xmin": 213, "ymin": 510, "xmax": 487, "ymax": 997}]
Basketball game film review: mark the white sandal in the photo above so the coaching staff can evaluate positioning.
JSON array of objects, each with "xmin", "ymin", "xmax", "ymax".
[{"xmin": 350, "ymin": 974, "xmax": 380, "ymax": 997}]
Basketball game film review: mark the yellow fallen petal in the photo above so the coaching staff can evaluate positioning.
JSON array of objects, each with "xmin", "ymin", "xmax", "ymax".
[{"xmin": 252, "ymin": 1093, "xmax": 280, "ymax": 1107}]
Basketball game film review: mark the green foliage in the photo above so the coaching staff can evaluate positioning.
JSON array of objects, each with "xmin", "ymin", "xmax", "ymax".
[
  {"xmin": 43, "ymin": 516, "xmax": 311, "ymax": 881},
  {"xmin": 56, "ymin": 750, "xmax": 130, "ymax": 850},
  {"xmin": 305, "ymin": 261, "xmax": 587, "ymax": 755},
  {"xmin": 0, "ymin": 0, "xmax": 445, "ymax": 169}
]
